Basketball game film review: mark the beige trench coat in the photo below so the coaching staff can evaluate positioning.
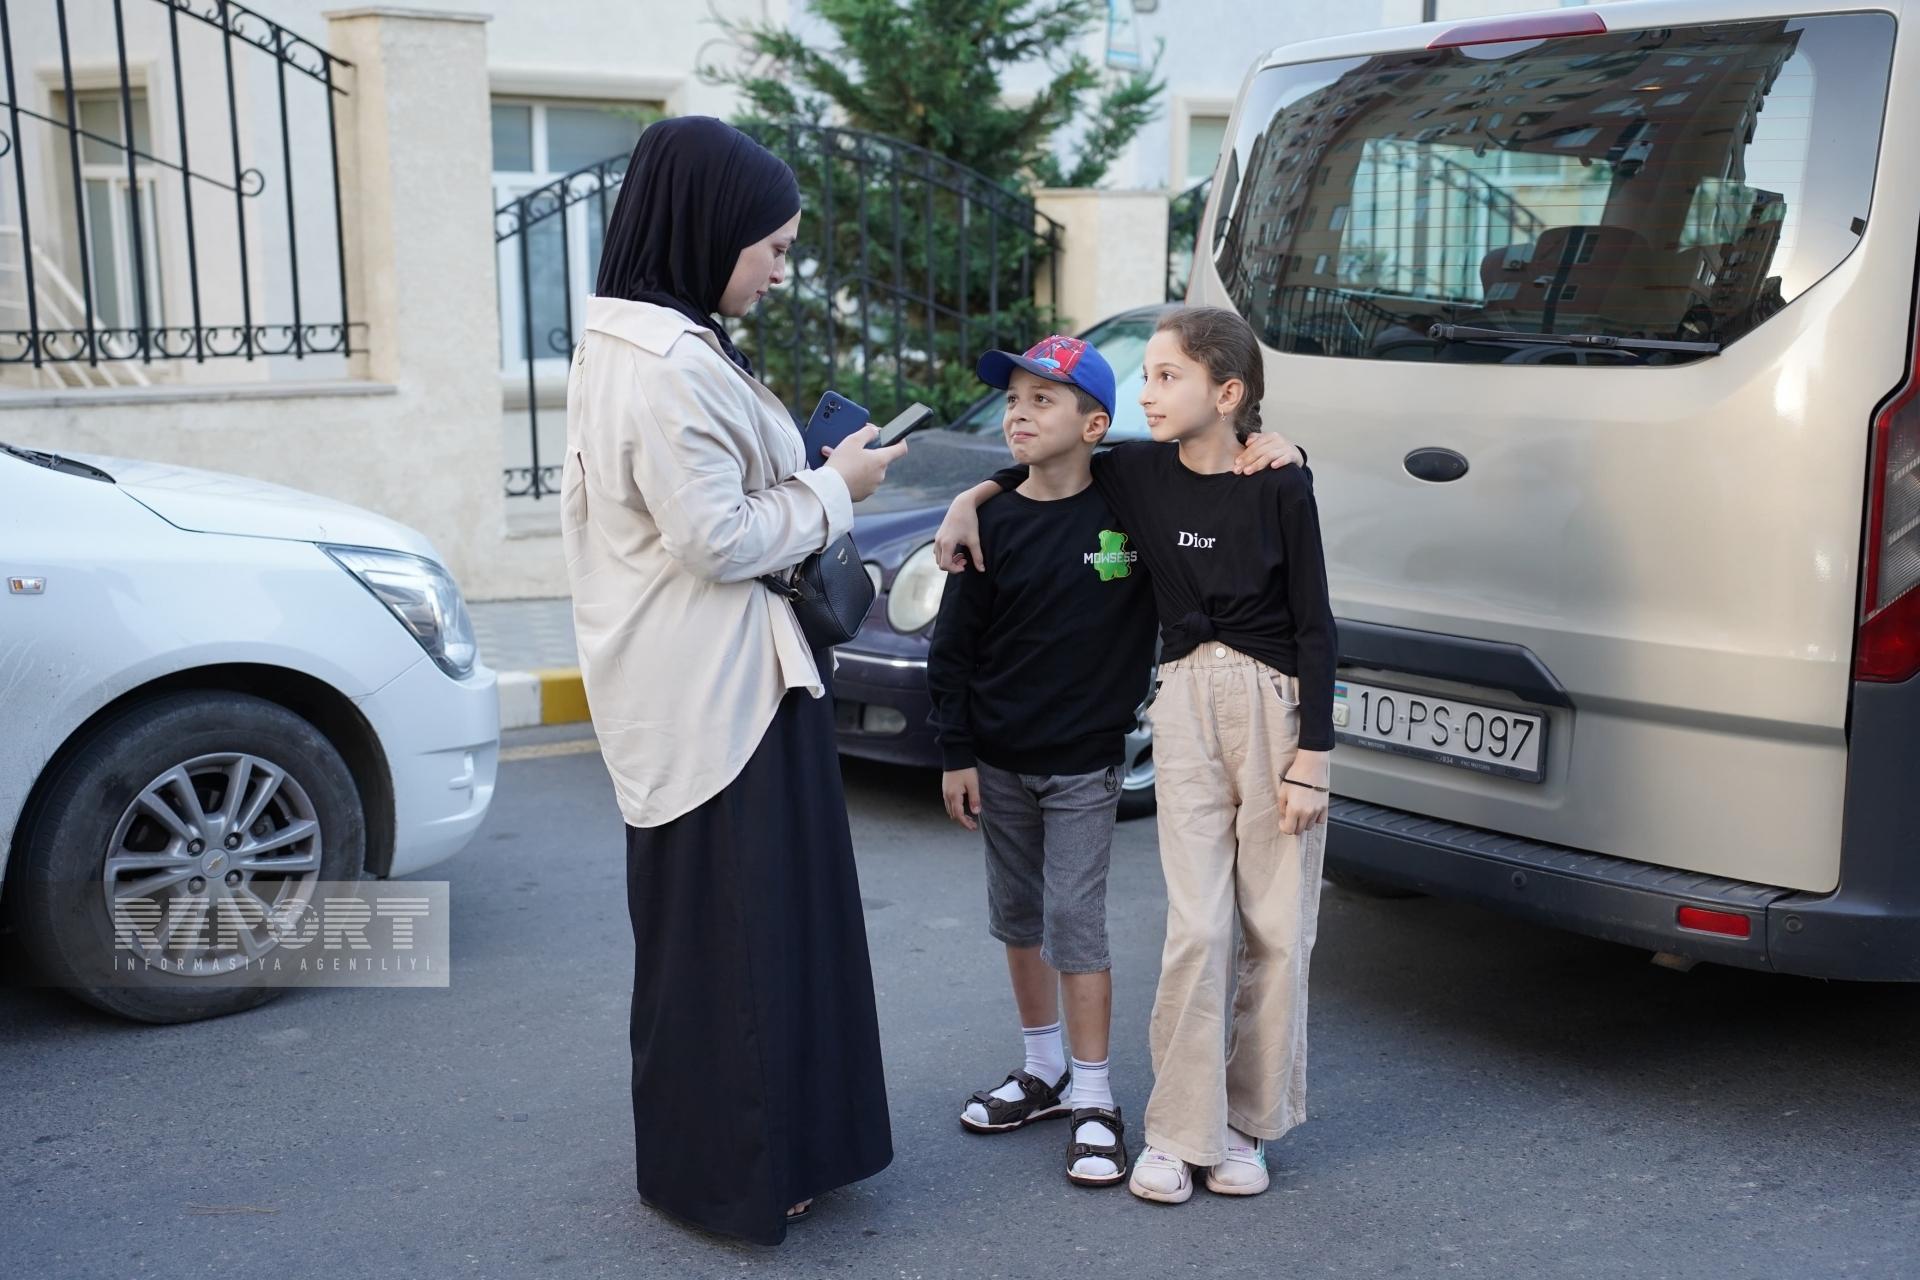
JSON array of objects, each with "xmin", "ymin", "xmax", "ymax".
[{"xmin": 561, "ymin": 297, "xmax": 853, "ymax": 828}]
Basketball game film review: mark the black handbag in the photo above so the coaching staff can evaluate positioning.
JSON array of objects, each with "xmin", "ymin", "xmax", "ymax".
[{"xmin": 759, "ymin": 531, "xmax": 875, "ymax": 648}]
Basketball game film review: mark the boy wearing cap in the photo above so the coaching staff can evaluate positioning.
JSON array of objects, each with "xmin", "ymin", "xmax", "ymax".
[{"xmin": 927, "ymin": 335, "xmax": 1156, "ymax": 1188}]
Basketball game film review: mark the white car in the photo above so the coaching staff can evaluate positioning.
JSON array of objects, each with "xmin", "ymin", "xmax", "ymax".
[{"xmin": 0, "ymin": 442, "xmax": 499, "ymax": 1022}]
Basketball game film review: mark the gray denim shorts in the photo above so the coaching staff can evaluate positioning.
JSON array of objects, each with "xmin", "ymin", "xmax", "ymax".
[{"xmin": 974, "ymin": 760, "xmax": 1120, "ymax": 974}]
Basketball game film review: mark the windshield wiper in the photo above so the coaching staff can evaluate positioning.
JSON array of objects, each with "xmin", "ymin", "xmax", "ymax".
[
  {"xmin": 1428, "ymin": 323, "xmax": 1721, "ymax": 355},
  {"xmin": 0, "ymin": 441, "xmax": 115, "ymax": 482}
]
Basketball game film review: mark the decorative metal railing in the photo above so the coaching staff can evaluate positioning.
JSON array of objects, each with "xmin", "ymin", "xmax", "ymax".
[
  {"xmin": 0, "ymin": 0, "xmax": 356, "ymax": 372},
  {"xmin": 495, "ymin": 120, "xmax": 1063, "ymax": 499}
]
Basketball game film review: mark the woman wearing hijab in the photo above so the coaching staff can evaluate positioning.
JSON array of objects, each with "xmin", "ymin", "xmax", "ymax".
[{"xmin": 562, "ymin": 116, "xmax": 903, "ymax": 1245}]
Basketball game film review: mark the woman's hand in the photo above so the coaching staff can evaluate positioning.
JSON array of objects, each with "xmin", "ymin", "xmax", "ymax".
[
  {"xmin": 1278, "ymin": 748, "xmax": 1330, "ymax": 835},
  {"xmin": 1231, "ymin": 432, "xmax": 1305, "ymax": 474},
  {"xmin": 933, "ymin": 488, "xmax": 991, "ymax": 573},
  {"xmin": 822, "ymin": 424, "xmax": 907, "ymax": 503},
  {"xmin": 942, "ymin": 768, "xmax": 982, "ymax": 831}
]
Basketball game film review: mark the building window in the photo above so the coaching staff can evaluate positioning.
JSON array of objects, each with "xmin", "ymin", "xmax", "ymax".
[
  {"xmin": 76, "ymin": 90, "xmax": 163, "ymax": 333},
  {"xmin": 1183, "ymin": 113, "xmax": 1229, "ymax": 186},
  {"xmin": 492, "ymin": 99, "xmax": 660, "ymax": 370}
]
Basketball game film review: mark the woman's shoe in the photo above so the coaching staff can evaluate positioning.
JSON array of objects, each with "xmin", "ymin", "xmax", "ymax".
[{"xmin": 1127, "ymin": 1146, "xmax": 1192, "ymax": 1204}]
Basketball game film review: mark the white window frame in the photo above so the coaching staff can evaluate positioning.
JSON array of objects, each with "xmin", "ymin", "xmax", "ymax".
[
  {"xmin": 493, "ymin": 98, "xmax": 658, "ymax": 373},
  {"xmin": 1170, "ymin": 95, "xmax": 1235, "ymax": 191},
  {"xmin": 72, "ymin": 86, "xmax": 165, "ymax": 335}
]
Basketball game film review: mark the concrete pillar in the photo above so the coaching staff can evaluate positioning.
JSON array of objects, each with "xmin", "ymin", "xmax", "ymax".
[
  {"xmin": 1034, "ymin": 189, "xmax": 1172, "ymax": 330},
  {"xmin": 322, "ymin": 6, "xmax": 507, "ymax": 593},
  {"xmin": 325, "ymin": 7, "xmax": 496, "ymax": 386}
]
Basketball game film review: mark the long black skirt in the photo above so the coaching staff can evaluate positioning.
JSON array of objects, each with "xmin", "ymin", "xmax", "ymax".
[{"xmin": 625, "ymin": 666, "xmax": 892, "ymax": 1246}]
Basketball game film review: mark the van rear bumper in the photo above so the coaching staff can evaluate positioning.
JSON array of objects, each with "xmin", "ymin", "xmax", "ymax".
[
  {"xmin": 1326, "ymin": 798, "xmax": 1792, "ymax": 973},
  {"xmin": 1327, "ymin": 776, "xmax": 1920, "ymax": 982},
  {"xmin": 1327, "ymin": 620, "xmax": 1920, "ymax": 980}
]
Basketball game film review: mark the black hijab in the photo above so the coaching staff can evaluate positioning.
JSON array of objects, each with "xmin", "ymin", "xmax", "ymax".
[{"xmin": 594, "ymin": 116, "xmax": 800, "ymax": 374}]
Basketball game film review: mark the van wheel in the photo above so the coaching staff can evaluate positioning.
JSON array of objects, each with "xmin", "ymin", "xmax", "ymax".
[
  {"xmin": 1325, "ymin": 869, "xmax": 1425, "ymax": 900},
  {"xmin": 5, "ymin": 691, "xmax": 365, "ymax": 1024}
]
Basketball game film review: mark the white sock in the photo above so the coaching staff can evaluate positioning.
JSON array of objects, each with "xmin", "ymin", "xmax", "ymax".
[
  {"xmin": 1069, "ymin": 1056, "xmax": 1119, "ymax": 1178},
  {"xmin": 1020, "ymin": 1021, "xmax": 1067, "ymax": 1087},
  {"xmin": 1069, "ymin": 1056, "xmax": 1114, "ymax": 1110}
]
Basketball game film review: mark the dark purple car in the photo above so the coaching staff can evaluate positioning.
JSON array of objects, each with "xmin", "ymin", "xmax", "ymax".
[{"xmin": 832, "ymin": 306, "xmax": 1166, "ymax": 820}]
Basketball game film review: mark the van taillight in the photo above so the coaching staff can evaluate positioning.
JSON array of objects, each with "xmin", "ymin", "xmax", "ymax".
[{"xmin": 1856, "ymin": 307, "xmax": 1920, "ymax": 683}]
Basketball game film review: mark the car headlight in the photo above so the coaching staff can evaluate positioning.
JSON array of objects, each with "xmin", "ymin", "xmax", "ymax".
[
  {"xmin": 323, "ymin": 545, "xmax": 478, "ymax": 678},
  {"xmin": 886, "ymin": 542, "xmax": 945, "ymax": 634}
]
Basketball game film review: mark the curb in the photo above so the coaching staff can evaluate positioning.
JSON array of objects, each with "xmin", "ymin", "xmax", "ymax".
[{"xmin": 498, "ymin": 667, "xmax": 590, "ymax": 730}]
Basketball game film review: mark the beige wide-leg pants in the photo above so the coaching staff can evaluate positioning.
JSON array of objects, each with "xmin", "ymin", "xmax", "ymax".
[{"xmin": 1143, "ymin": 643, "xmax": 1327, "ymax": 1167}]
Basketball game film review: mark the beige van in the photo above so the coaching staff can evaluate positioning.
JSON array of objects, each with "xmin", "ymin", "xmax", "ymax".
[{"xmin": 1190, "ymin": 1, "xmax": 1917, "ymax": 977}]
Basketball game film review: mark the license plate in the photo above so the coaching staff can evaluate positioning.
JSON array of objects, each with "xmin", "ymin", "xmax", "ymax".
[{"xmin": 1333, "ymin": 678, "xmax": 1547, "ymax": 782}]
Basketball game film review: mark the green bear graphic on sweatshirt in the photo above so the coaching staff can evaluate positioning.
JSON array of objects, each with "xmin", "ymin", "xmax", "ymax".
[{"xmin": 1090, "ymin": 529, "xmax": 1133, "ymax": 582}]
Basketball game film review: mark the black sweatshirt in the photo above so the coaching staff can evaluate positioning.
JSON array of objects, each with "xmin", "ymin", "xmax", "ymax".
[
  {"xmin": 988, "ymin": 442, "xmax": 1337, "ymax": 751},
  {"xmin": 926, "ymin": 484, "xmax": 1159, "ymax": 775}
]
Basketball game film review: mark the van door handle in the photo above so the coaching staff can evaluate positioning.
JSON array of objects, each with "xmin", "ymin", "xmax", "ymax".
[{"xmin": 1404, "ymin": 448, "xmax": 1469, "ymax": 483}]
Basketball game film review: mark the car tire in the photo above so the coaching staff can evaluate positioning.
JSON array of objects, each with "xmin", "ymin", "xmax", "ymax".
[
  {"xmin": 6, "ymin": 691, "xmax": 366, "ymax": 1024},
  {"xmin": 1117, "ymin": 777, "xmax": 1156, "ymax": 822}
]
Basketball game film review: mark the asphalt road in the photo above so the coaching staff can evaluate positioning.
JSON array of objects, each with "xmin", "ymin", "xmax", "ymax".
[{"xmin": 3, "ymin": 728, "xmax": 1917, "ymax": 1279}]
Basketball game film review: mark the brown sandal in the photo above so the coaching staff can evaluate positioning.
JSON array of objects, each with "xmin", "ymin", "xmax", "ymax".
[
  {"xmin": 960, "ymin": 1068, "xmax": 1072, "ymax": 1133},
  {"xmin": 1066, "ymin": 1105, "xmax": 1129, "ymax": 1187}
]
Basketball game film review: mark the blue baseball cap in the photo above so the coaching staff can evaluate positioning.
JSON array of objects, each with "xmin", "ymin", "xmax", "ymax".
[{"xmin": 976, "ymin": 334, "xmax": 1116, "ymax": 418}]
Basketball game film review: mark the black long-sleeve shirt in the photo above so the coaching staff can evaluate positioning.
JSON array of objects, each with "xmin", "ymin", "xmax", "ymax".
[
  {"xmin": 988, "ymin": 442, "xmax": 1336, "ymax": 750},
  {"xmin": 926, "ymin": 484, "xmax": 1159, "ymax": 774}
]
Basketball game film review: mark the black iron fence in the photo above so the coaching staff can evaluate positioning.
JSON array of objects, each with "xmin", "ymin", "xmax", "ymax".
[
  {"xmin": 0, "ymin": 0, "xmax": 355, "ymax": 373},
  {"xmin": 496, "ymin": 120, "xmax": 1063, "ymax": 499}
]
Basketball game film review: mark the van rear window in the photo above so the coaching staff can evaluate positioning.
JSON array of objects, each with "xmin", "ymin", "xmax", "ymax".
[{"xmin": 1210, "ymin": 14, "xmax": 1894, "ymax": 365}]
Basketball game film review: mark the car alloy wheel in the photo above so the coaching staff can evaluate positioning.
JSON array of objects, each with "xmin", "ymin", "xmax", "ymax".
[
  {"xmin": 102, "ymin": 752, "xmax": 325, "ymax": 975},
  {"xmin": 1117, "ymin": 713, "xmax": 1157, "ymax": 821}
]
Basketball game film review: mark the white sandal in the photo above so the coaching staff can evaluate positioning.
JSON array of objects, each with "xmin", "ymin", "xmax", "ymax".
[{"xmin": 1127, "ymin": 1146, "xmax": 1192, "ymax": 1204}]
